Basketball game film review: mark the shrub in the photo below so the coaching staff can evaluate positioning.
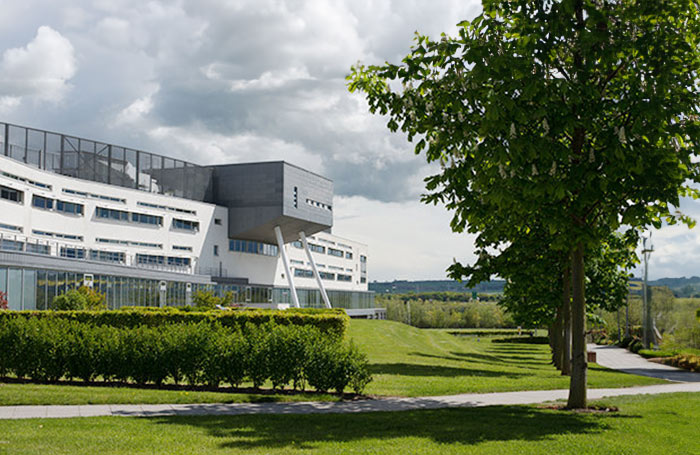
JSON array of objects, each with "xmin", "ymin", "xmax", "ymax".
[
  {"xmin": 0, "ymin": 316, "xmax": 370, "ymax": 393},
  {"xmin": 49, "ymin": 287, "xmax": 106, "ymax": 311},
  {"xmin": 1, "ymin": 307, "xmax": 348, "ymax": 339}
]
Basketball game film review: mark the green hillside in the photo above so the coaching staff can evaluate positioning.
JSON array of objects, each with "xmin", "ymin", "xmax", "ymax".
[{"xmin": 347, "ymin": 320, "xmax": 663, "ymax": 397}]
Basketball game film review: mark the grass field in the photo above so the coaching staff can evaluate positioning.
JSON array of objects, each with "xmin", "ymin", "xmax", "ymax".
[
  {"xmin": 348, "ymin": 320, "xmax": 664, "ymax": 396},
  {"xmin": 0, "ymin": 383, "xmax": 337, "ymax": 406},
  {"xmin": 0, "ymin": 392, "xmax": 698, "ymax": 454},
  {"xmin": 0, "ymin": 319, "xmax": 664, "ymax": 405}
]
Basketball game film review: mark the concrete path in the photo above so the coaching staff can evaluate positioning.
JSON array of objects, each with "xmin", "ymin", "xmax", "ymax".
[
  {"xmin": 588, "ymin": 344, "xmax": 700, "ymax": 383},
  {"xmin": 2, "ymin": 382, "xmax": 700, "ymax": 420}
]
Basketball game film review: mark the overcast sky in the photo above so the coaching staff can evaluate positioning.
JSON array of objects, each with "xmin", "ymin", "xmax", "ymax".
[{"xmin": 0, "ymin": 0, "xmax": 695, "ymax": 281}]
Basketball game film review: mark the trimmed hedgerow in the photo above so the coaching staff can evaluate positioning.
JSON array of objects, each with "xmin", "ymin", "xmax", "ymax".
[
  {"xmin": 0, "ymin": 318, "xmax": 370, "ymax": 394},
  {"xmin": 0, "ymin": 307, "xmax": 348, "ymax": 339}
]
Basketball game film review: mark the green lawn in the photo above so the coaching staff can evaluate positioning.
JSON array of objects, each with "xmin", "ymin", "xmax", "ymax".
[
  {"xmin": 348, "ymin": 320, "xmax": 664, "ymax": 396},
  {"xmin": 1, "ymin": 393, "xmax": 698, "ymax": 454},
  {"xmin": 0, "ymin": 383, "xmax": 337, "ymax": 406},
  {"xmin": 0, "ymin": 319, "xmax": 664, "ymax": 405}
]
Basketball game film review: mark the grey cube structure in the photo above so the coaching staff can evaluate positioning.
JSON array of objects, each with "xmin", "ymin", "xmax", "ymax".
[{"xmin": 209, "ymin": 161, "xmax": 333, "ymax": 244}]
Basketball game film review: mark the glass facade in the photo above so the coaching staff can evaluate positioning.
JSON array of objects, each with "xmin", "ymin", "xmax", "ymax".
[
  {"xmin": 0, "ymin": 122, "xmax": 213, "ymax": 202},
  {"xmin": 0, "ymin": 266, "xmax": 374, "ymax": 310}
]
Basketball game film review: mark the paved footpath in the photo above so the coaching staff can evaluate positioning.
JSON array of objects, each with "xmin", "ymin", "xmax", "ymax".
[
  {"xmin": 2, "ymin": 344, "xmax": 699, "ymax": 420},
  {"xmin": 2, "ymin": 382, "xmax": 700, "ymax": 420},
  {"xmin": 589, "ymin": 343, "xmax": 700, "ymax": 383}
]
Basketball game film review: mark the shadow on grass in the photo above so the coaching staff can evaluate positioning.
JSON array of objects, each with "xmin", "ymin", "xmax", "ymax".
[
  {"xmin": 410, "ymin": 351, "xmax": 506, "ymax": 364},
  {"xmin": 369, "ymin": 363, "xmax": 525, "ymax": 378},
  {"xmin": 149, "ymin": 405, "xmax": 631, "ymax": 450}
]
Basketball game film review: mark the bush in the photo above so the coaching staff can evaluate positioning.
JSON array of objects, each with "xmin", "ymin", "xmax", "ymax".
[
  {"xmin": 0, "ymin": 317, "xmax": 370, "ymax": 394},
  {"xmin": 49, "ymin": 287, "xmax": 106, "ymax": 311},
  {"xmin": 0, "ymin": 307, "xmax": 348, "ymax": 339},
  {"xmin": 192, "ymin": 290, "xmax": 236, "ymax": 311}
]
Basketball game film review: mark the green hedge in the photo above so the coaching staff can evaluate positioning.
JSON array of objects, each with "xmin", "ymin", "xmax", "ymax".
[
  {"xmin": 0, "ymin": 307, "xmax": 348, "ymax": 339},
  {"xmin": 0, "ymin": 318, "xmax": 370, "ymax": 394}
]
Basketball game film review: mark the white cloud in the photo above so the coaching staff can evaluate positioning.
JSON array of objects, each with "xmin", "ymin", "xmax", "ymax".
[
  {"xmin": 0, "ymin": 26, "xmax": 76, "ymax": 103},
  {"xmin": 333, "ymin": 196, "xmax": 478, "ymax": 281}
]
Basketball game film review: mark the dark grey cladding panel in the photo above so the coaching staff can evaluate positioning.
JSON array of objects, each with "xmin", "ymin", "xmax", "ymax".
[{"xmin": 208, "ymin": 162, "xmax": 333, "ymax": 244}]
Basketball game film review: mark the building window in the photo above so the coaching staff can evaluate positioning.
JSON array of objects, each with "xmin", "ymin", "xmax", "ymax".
[
  {"xmin": 293, "ymin": 186, "xmax": 298, "ymax": 208},
  {"xmin": 26, "ymin": 243, "xmax": 50, "ymax": 255},
  {"xmin": 345, "ymin": 251, "xmax": 353, "ymax": 260},
  {"xmin": 32, "ymin": 195, "xmax": 53, "ymax": 210},
  {"xmin": 360, "ymin": 277, "xmax": 367, "ymax": 284},
  {"xmin": 173, "ymin": 218, "xmax": 199, "ymax": 231},
  {"xmin": 136, "ymin": 254, "xmax": 165, "ymax": 265},
  {"xmin": 319, "ymin": 271, "xmax": 335, "ymax": 280},
  {"xmin": 360, "ymin": 255, "xmax": 367, "ymax": 263},
  {"xmin": 167, "ymin": 257, "xmax": 191, "ymax": 267},
  {"xmin": 328, "ymin": 247, "xmax": 343, "ymax": 257},
  {"xmin": 89, "ymin": 250, "xmax": 126, "ymax": 264},
  {"xmin": 96, "ymin": 207, "xmax": 129, "ymax": 222},
  {"xmin": 0, "ymin": 239, "xmax": 24, "ymax": 251},
  {"xmin": 214, "ymin": 218, "xmax": 222, "ymax": 225},
  {"xmin": 229, "ymin": 239, "xmax": 278, "ymax": 257},
  {"xmin": 0, "ymin": 223, "xmax": 22, "ymax": 233},
  {"xmin": 60, "ymin": 247, "xmax": 86, "ymax": 259},
  {"xmin": 309, "ymin": 243, "xmax": 325, "ymax": 254},
  {"xmin": 0, "ymin": 185, "xmax": 24, "ymax": 203},
  {"xmin": 293, "ymin": 268, "xmax": 314, "ymax": 278},
  {"xmin": 173, "ymin": 245, "xmax": 193, "ymax": 252},
  {"xmin": 292, "ymin": 241, "xmax": 303, "ymax": 249},
  {"xmin": 132, "ymin": 212, "xmax": 163, "ymax": 226},
  {"xmin": 56, "ymin": 200, "xmax": 84, "ymax": 215},
  {"xmin": 214, "ymin": 245, "xmax": 219, "ymax": 256},
  {"xmin": 337, "ymin": 274, "xmax": 352, "ymax": 282}
]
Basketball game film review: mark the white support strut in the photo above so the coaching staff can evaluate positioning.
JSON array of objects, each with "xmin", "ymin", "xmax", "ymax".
[
  {"xmin": 274, "ymin": 226, "xmax": 300, "ymax": 308},
  {"xmin": 300, "ymin": 231, "xmax": 332, "ymax": 309}
]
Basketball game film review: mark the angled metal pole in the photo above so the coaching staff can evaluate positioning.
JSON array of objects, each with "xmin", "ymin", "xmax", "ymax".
[
  {"xmin": 274, "ymin": 226, "xmax": 300, "ymax": 308},
  {"xmin": 299, "ymin": 231, "xmax": 332, "ymax": 309}
]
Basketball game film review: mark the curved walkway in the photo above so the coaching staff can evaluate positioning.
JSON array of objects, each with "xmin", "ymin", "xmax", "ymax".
[
  {"xmin": 588, "ymin": 344, "xmax": 700, "ymax": 383},
  {"xmin": 2, "ymin": 382, "xmax": 700, "ymax": 420}
]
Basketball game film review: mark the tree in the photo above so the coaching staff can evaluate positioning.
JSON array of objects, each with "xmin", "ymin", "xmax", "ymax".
[
  {"xmin": 349, "ymin": 0, "xmax": 700, "ymax": 407},
  {"xmin": 50, "ymin": 287, "xmax": 107, "ymax": 311}
]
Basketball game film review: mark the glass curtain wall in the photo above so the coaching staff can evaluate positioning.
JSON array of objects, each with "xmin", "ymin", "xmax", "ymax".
[{"xmin": 0, "ymin": 122, "xmax": 213, "ymax": 202}]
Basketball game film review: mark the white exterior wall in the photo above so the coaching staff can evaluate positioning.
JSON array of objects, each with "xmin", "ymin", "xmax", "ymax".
[
  {"xmin": 0, "ymin": 154, "xmax": 216, "ymax": 274},
  {"xmin": 0, "ymin": 154, "xmax": 369, "ymax": 292}
]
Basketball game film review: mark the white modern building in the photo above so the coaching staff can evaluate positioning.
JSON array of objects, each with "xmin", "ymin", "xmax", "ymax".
[{"xmin": 0, "ymin": 122, "xmax": 377, "ymax": 314}]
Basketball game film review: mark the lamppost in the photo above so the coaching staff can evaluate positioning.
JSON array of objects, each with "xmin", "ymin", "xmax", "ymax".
[{"xmin": 641, "ymin": 234, "xmax": 654, "ymax": 349}]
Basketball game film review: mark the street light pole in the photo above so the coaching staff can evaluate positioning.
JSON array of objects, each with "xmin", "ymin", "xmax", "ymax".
[{"xmin": 641, "ymin": 234, "xmax": 654, "ymax": 349}]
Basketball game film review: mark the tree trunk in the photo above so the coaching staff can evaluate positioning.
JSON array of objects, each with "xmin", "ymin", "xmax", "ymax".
[
  {"xmin": 567, "ymin": 242, "xmax": 587, "ymax": 408},
  {"xmin": 562, "ymin": 264, "xmax": 572, "ymax": 376},
  {"xmin": 552, "ymin": 306, "xmax": 562, "ymax": 370}
]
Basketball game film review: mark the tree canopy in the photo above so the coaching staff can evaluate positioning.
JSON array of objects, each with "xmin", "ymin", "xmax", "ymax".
[{"xmin": 349, "ymin": 0, "xmax": 700, "ymax": 408}]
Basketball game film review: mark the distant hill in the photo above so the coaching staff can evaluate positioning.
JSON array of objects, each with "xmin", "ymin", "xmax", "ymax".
[
  {"xmin": 369, "ymin": 280, "xmax": 505, "ymax": 294},
  {"xmin": 370, "ymin": 276, "xmax": 700, "ymax": 297}
]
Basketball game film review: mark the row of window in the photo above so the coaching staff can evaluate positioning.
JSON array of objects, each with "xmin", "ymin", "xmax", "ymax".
[
  {"xmin": 1, "ymin": 171, "xmax": 52, "ymax": 190},
  {"xmin": 137, "ymin": 201, "xmax": 196, "ymax": 216},
  {"xmin": 229, "ymin": 239, "xmax": 279, "ymax": 257},
  {"xmin": 306, "ymin": 198, "xmax": 332, "ymax": 211},
  {"xmin": 32, "ymin": 195, "xmax": 85, "ymax": 215},
  {"xmin": 62, "ymin": 188, "xmax": 125, "ymax": 204},
  {"xmin": 33, "ymin": 230, "xmax": 84, "ymax": 242},
  {"xmin": 96, "ymin": 207, "xmax": 163, "ymax": 226},
  {"xmin": 96, "ymin": 238, "xmax": 163, "ymax": 249},
  {"xmin": 293, "ymin": 268, "xmax": 353, "ymax": 282},
  {"xmin": 291, "ymin": 240, "xmax": 355, "ymax": 259},
  {"xmin": 135, "ymin": 254, "xmax": 191, "ymax": 267}
]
